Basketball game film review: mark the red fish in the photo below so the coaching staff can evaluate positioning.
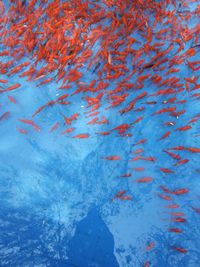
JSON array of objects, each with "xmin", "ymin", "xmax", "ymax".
[
  {"xmin": 50, "ymin": 122, "xmax": 59, "ymax": 133},
  {"xmin": 172, "ymin": 246, "xmax": 187, "ymax": 253},
  {"xmin": 169, "ymin": 228, "xmax": 183, "ymax": 233},
  {"xmin": 168, "ymin": 146, "xmax": 185, "ymax": 151},
  {"xmin": 176, "ymin": 125, "xmax": 192, "ymax": 131},
  {"xmin": 61, "ymin": 128, "xmax": 74, "ymax": 135},
  {"xmin": 158, "ymin": 131, "xmax": 171, "ymax": 140},
  {"xmin": 17, "ymin": 128, "xmax": 28, "ymax": 134},
  {"xmin": 164, "ymin": 121, "xmax": 175, "ymax": 126},
  {"xmin": 18, "ymin": 118, "xmax": 40, "ymax": 132},
  {"xmin": 130, "ymin": 116, "xmax": 143, "ymax": 125},
  {"xmin": 0, "ymin": 111, "xmax": 10, "ymax": 121},
  {"xmin": 158, "ymin": 194, "xmax": 172, "ymax": 201},
  {"xmin": 133, "ymin": 139, "xmax": 147, "ymax": 146},
  {"xmin": 171, "ymin": 217, "xmax": 186, "ymax": 223},
  {"xmin": 152, "ymin": 107, "xmax": 176, "ymax": 115},
  {"xmin": 173, "ymin": 159, "xmax": 189, "ymax": 166},
  {"xmin": 73, "ymin": 133, "xmax": 89, "ymax": 139},
  {"xmin": 140, "ymin": 157, "xmax": 156, "ymax": 162},
  {"xmin": 160, "ymin": 168, "xmax": 174, "ymax": 173},
  {"xmin": 119, "ymin": 173, "xmax": 132, "ymax": 178},
  {"xmin": 146, "ymin": 242, "xmax": 155, "ymax": 251},
  {"xmin": 186, "ymin": 147, "xmax": 200, "ymax": 153},
  {"xmin": 36, "ymin": 77, "xmax": 53, "ymax": 87},
  {"xmin": 143, "ymin": 261, "xmax": 150, "ymax": 267},
  {"xmin": 165, "ymin": 204, "xmax": 180, "ymax": 209},
  {"xmin": 172, "ymin": 189, "xmax": 189, "ymax": 195},
  {"xmin": 119, "ymin": 195, "xmax": 133, "ymax": 200},
  {"xmin": 0, "ymin": 83, "xmax": 21, "ymax": 93},
  {"xmin": 8, "ymin": 95, "xmax": 17, "ymax": 104},
  {"xmin": 135, "ymin": 177, "xmax": 153, "ymax": 183},
  {"xmin": 103, "ymin": 156, "xmax": 121, "ymax": 161},
  {"xmin": 96, "ymin": 131, "xmax": 110, "ymax": 136},
  {"xmin": 163, "ymin": 150, "xmax": 181, "ymax": 160}
]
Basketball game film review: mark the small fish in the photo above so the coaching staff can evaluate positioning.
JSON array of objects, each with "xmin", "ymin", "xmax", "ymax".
[
  {"xmin": 173, "ymin": 159, "xmax": 189, "ymax": 166},
  {"xmin": 171, "ymin": 217, "xmax": 186, "ymax": 223},
  {"xmin": 165, "ymin": 204, "xmax": 180, "ymax": 209},
  {"xmin": 49, "ymin": 122, "xmax": 59, "ymax": 133},
  {"xmin": 0, "ymin": 83, "xmax": 21, "ymax": 93},
  {"xmin": 119, "ymin": 195, "xmax": 133, "ymax": 200},
  {"xmin": 172, "ymin": 188, "xmax": 189, "ymax": 195},
  {"xmin": 17, "ymin": 127, "xmax": 28, "ymax": 134},
  {"xmin": 73, "ymin": 133, "xmax": 89, "ymax": 139},
  {"xmin": 133, "ymin": 139, "xmax": 147, "ymax": 146},
  {"xmin": 143, "ymin": 261, "xmax": 151, "ymax": 267},
  {"xmin": 61, "ymin": 127, "xmax": 74, "ymax": 135},
  {"xmin": 18, "ymin": 118, "xmax": 40, "ymax": 132},
  {"xmin": 146, "ymin": 242, "xmax": 155, "ymax": 251},
  {"xmin": 186, "ymin": 147, "xmax": 200, "ymax": 153},
  {"xmin": 152, "ymin": 107, "xmax": 176, "ymax": 115},
  {"xmin": 135, "ymin": 177, "xmax": 153, "ymax": 183},
  {"xmin": 119, "ymin": 173, "xmax": 132, "ymax": 178},
  {"xmin": 96, "ymin": 131, "xmax": 110, "ymax": 136},
  {"xmin": 164, "ymin": 121, "xmax": 175, "ymax": 126},
  {"xmin": 8, "ymin": 95, "xmax": 17, "ymax": 104},
  {"xmin": 163, "ymin": 150, "xmax": 181, "ymax": 160},
  {"xmin": 158, "ymin": 131, "xmax": 171, "ymax": 140},
  {"xmin": 158, "ymin": 194, "xmax": 172, "ymax": 201},
  {"xmin": 172, "ymin": 246, "xmax": 187, "ymax": 253},
  {"xmin": 112, "ymin": 190, "xmax": 126, "ymax": 200},
  {"xmin": 36, "ymin": 77, "xmax": 53, "ymax": 87},
  {"xmin": 169, "ymin": 228, "xmax": 183, "ymax": 233},
  {"xmin": 140, "ymin": 157, "xmax": 156, "ymax": 162},
  {"xmin": 103, "ymin": 156, "xmax": 121, "ymax": 160},
  {"xmin": 160, "ymin": 168, "xmax": 174, "ymax": 173},
  {"xmin": 176, "ymin": 125, "xmax": 192, "ymax": 131},
  {"xmin": 0, "ymin": 111, "xmax": 10, "ymax": 121}
]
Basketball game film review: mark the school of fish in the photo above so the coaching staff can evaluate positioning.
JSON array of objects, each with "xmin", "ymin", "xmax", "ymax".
[{"xmin": 0, "ymin": 0, "xmax": 200, "ymax": 266}]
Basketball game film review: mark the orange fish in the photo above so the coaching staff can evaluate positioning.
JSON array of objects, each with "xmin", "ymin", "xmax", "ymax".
[
  {"xmin": 171, "ymin": 217, "xmax": 186, "ymax": 223},
  {"xmin": 169, "ymin": 228, "xmax": 183, "ymax": 233},
  {"xmin": 18, "ymin": 118, "xmax": 40, "ymax": 132},
  {"xmin": 165, "ymin": 204, "xmax": 180, "ymax": 209},
  {"xmin": 0, "ymin": 83, "xmax": 21, "ymax": 93},
  {"xmin": 50, "ymin": 122, "xmax": 59, "ymax": 133},
  {"xmin": 61, "ymin": 128, "xmax": 74, "ymax": 135},
  {"xmin": 173, "ymin": 159, "xmax": 189, "ymax": 166},
  {"xmin": 119, "ymin": 173, "xmax": 132, "ymax": 178},
  {"xmin": 176, "ymin": 125, "xmax": 192, "ymax": 131},
  {"xmin": 158, "ymin": 131, "xmax": 171, "ymax": 140},
  {"xmin": 73, "ymin": 133, "xmax": 90, "ymax": 139},
  {"xmin": 103, "ymin": 156, "xmax": 121, "ymax": 161},
  {"xmin": 172, "ymin": 188, "xmax": 189, "ymax": 195},
  {"xmin": 172, "ymin": 246, "xmax": 187, "ymax": 253},
  {"xmin": 135, "ymin": 177, "xmax": 153, "ymax": 183},
  {"xmin": 8, "ymin": 95, "xmax": 17, "ymax": 104},
  {"xmin": 0, "ymin": 111, "xmax": 10, "ymax": 121},
  {"xmin": 186, "ymin": 147, "xmax": 200, "ymax": 153},
  {"xmin": 158, "ymin": 194, "xmax": 172, "ymax": 201},
  {"xmin": 163, "ymin": 150, "xmax": 181, "ymax": 160},
  {"xmin": 146, "ymin": 242, "xmax": 155, "ymax": 251},
  {"xmin": 153, "ymin": 107, "xmax": 176, "ymax": 115},
  {"xmin": 17, "ymin": 127, "xmax": 28, "ymax": 134},
  {"xmin": 160, "ymin": 168, "xmax": 174, "ymax": 173}
]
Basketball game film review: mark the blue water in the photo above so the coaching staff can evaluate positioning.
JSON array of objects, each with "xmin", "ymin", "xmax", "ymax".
[{"xmin": 0, "ymin": 1, "xmax": 200, "ymax": 266}]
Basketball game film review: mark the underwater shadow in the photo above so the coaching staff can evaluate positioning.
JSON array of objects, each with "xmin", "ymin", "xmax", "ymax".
[{"xmin": 66, "ymin": 206, "xmax": 119, "ymax": 267}]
